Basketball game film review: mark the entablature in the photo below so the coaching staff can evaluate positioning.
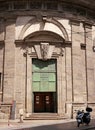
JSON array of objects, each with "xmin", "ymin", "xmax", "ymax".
[{"xmin": 0, "ymin": 0, "xmax": 95, "ymax": 22}]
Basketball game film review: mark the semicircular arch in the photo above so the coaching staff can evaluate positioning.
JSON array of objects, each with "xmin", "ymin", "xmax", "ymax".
[
  {"xmin": 19, "ymin": 17, "xmax": 69, "ymax": 41},
  {"xmin": 24, "ymin": 30, "xmax": 65, "ymax": 42}
]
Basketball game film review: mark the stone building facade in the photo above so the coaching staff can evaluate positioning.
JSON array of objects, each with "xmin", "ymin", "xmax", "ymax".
[{"xmin": 0, "ymin": 0, "xmax": 95, "ymax": 119}]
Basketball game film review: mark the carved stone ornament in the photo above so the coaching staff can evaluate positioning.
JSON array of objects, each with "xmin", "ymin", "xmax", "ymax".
[
  {"xmin": 40, "ymin": 43, "xmax": 49, "ymax": 60},
  {"xmin": 34, "ymin": 42, "xmax": 54, "ymax": 60}
]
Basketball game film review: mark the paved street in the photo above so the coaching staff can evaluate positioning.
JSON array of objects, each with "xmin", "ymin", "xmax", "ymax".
[{"xmin": 0, "ymin": 118, "xmax": 95, "ymax": 130}]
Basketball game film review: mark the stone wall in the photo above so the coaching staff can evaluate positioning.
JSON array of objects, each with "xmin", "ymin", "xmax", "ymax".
[{"xmin": 0, "ymin": 11, "xmax": 95, "ymax": 119}]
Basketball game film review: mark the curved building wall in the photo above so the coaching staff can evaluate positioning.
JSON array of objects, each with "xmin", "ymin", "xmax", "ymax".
[{"xmin": 0, "ymin": 0, "xmax": 95, "ymax": 119}]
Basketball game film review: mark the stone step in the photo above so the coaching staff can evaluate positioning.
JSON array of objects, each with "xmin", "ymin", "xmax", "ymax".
[{"xmin": 24, "ymin": 113, "xmax": 66, "ymax": 120}]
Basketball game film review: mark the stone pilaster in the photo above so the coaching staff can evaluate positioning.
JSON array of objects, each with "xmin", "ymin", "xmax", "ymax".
[
  {"xmin": 70, "ymin": 20, "xmax": 87, "ymax": 103},
  {"xmin": 61, "ymin": 47, "xmax": 66, "ymax": 115},
  {"xmin": 65, "ymin": 46, "xmax": 72, "ymax": 102},
  {"xmin": 84, "ymin": 22, "xmax": 95, "ymax": 103},
  {"xmin": 57, "ymin": 56, "xmax": 63, "ymax": 114},
  {"xmin": 26, "ymin": 53, "xmax": 32, "ymax": 113},
  {"xmin": 57, "ymin": 46, "xmax": 66, "ymax": 115},
  {"xmin": 3, "ymin": 19, "xmax": 16, "ymax": 103},
  {"xmin": 65, "ymin": 45, "xmax": 72, "ymax": 118}
]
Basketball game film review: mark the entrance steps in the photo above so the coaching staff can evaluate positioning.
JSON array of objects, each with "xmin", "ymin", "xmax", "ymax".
[{"xmin": 24, "ymin": 113, "xmax": 67, "ymax": 120}]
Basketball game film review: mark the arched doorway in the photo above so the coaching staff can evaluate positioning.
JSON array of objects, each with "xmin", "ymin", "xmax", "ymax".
[{"xmin": 22, "ymin": 25, "xmax": 68, "ymax": 118}]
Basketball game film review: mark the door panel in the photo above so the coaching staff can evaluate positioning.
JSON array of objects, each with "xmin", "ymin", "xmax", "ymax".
[
  {"xmin": 34, "ymin": 92, "xmax": 55, "ymax": 112},
  {"xmin": 32, "ymin": 59, "xmax": 57, "ymax": 92},
  {"xmin": 34, "ymin": 93, "xmax": 44, "ymax": 112},
  {"xmin": 45, "ymin": 95, "xmax": 52, "ymax": 112}
]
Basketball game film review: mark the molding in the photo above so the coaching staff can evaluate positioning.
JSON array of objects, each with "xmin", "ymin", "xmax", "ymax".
[
  {"xmin": 0, "ymin": 40, "xmax": 4, "ymax": 44},
  {"xmin": 83, "ymin": 21, "xmax": 93, "ymax": 29},
  {"xmin": 5, "ymin": 17, "xmax": 17, "ymax": 22},
  {"xmin": 65, "ymin": 41, "xmax": 72, "ymax": 47},
  {"xmin": 69, "ymin": 19, "xmax": 80, "ymax": 26},
  {"xmin": 15, "ymin": 40, "xmax": 24, "ymax": 44}
]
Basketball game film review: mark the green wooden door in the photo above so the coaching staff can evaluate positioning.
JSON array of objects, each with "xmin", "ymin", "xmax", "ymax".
[{"xmin": 32, "ymin": 59, "xmax": 56, "ymax": 92}]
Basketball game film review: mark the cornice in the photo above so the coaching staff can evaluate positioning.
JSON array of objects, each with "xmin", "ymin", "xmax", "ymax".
[
  {"xmin": 0, "ymin": 0, "xmax": 95, "ymax": 11},
  {"xmin": 0, "ymin": 0, "xmax": 95, "ymax": 23}
]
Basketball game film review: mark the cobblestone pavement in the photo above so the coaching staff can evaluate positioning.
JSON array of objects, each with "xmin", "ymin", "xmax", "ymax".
[{"xmin": 0, "ymin": 118, "xmax": 95, "ymax": 130}]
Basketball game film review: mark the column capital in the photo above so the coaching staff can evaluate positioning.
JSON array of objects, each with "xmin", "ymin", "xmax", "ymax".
[
  {"xmin": 83, "ymin": 21, "xmax": 93, "ymax": 29},
  {"xmin": 69, "ymin": 19, "xmax": 80, "ymax": 26},
  {"xmin": 5, "ymin": 17, "xmax": 17, "ymax": 23}
]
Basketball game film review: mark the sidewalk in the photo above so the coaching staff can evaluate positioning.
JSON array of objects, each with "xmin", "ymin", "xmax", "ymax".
[
  {"xmin": 0, "ymin": 118, "xmax": 95, "ymax": 130},
  {"xmin": 0, "ymin": 118, "xmax": 75, "ymax": 130}
]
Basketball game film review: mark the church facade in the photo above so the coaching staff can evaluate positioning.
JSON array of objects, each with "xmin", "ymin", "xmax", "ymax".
[{"xmin": 0, "ymin": 0, "xmax": 95, "ymax": 119}]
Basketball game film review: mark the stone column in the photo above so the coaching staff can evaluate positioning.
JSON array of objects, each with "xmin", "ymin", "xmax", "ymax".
[{"xmin": 3, "ymin": 19, "xmax": 16, "ymax": 103}]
